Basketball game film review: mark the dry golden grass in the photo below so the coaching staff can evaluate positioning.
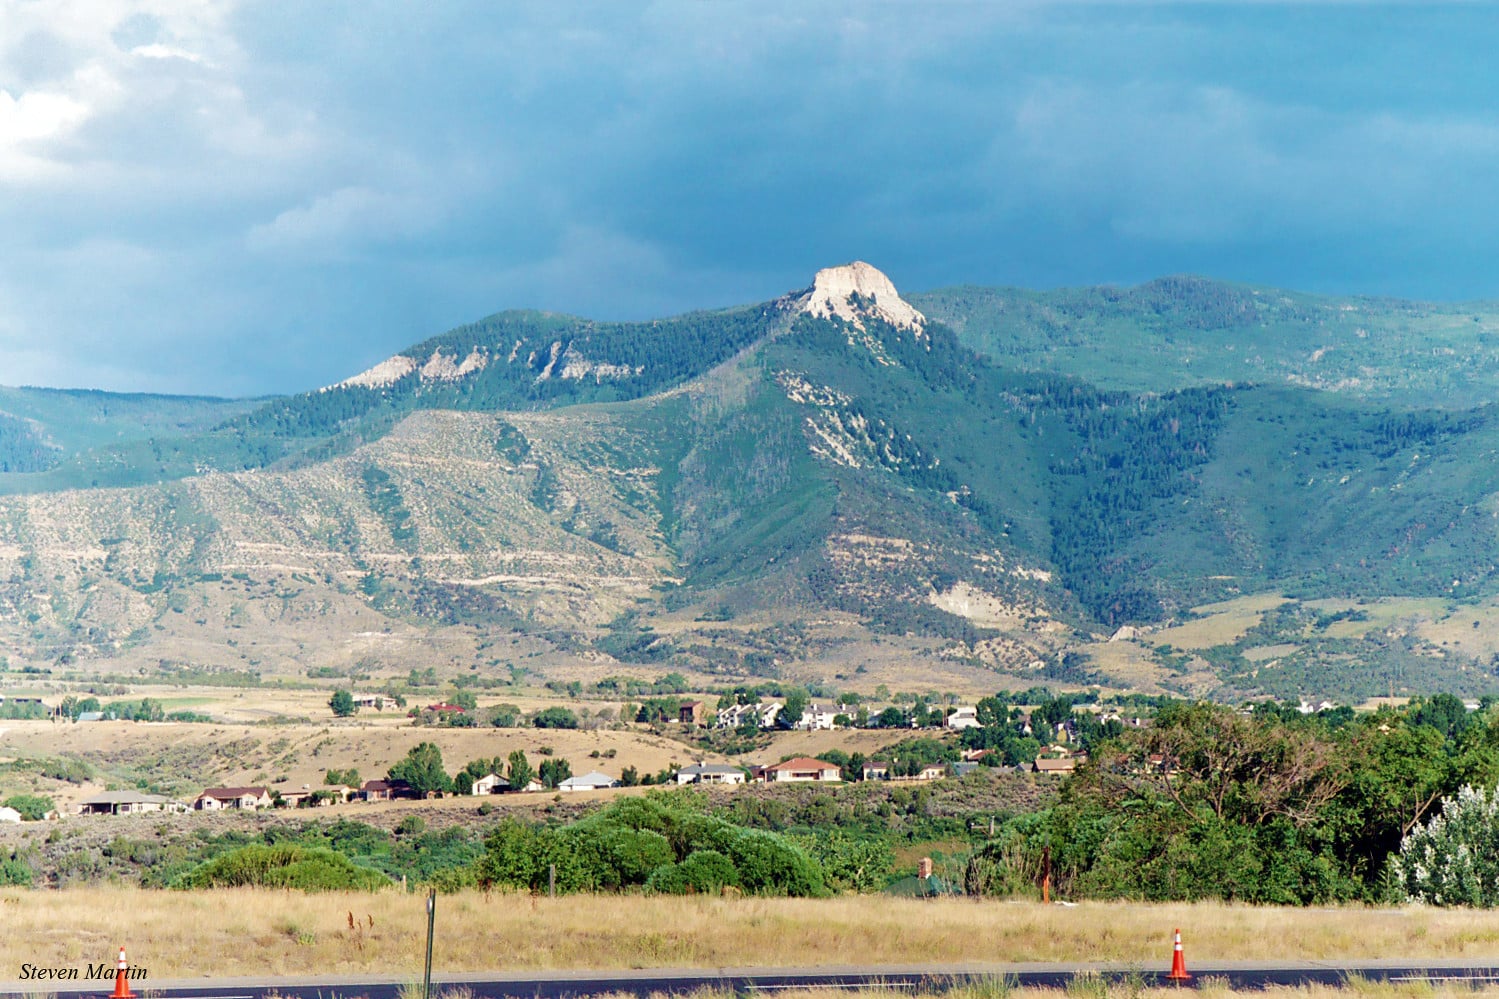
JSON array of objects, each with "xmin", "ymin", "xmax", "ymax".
[
  {"xmin": 6, "ymin": 890, "xmax": 1499, "ymax": 980},
  {"xmin": 1150, "ymin": 594, "xmax": 1292, "ymax": 650}
]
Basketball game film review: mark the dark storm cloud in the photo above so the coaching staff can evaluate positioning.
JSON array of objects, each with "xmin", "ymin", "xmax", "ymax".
[{"xmin": 1, "ymin": 2, "xmax": 1496, "ymax": 395}]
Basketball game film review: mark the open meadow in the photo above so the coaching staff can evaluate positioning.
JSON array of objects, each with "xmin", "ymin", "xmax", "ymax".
[{"xmin": 2, "ymin": 890, "xmax": 1498, "ymax": 980}]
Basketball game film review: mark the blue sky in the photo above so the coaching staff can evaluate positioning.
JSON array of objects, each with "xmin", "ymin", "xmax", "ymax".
[{"xmin": 3, "ymin": 2, "xmax": 1497, "ymax": 396}]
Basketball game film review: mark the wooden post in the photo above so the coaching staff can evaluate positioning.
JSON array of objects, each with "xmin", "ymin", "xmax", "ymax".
[{"xmin": 1041, "ymin": 845, "xmax": 1052, "ymax": 904}]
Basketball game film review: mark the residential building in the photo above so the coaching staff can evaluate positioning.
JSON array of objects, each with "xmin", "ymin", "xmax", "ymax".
[
  {"xmin": 557, "ymin": 771, "xmax": 619, "ymax": 792},
  {"xmin": 77, "ymin": 791, "xmax": 184, "ymax": 816},
  {"xmin": 946, "ymin": 706, "xmax": 981, "ymax": 730},
  {"xmin": 353, "ymin": 693, "xmax": 398, "ymax": 711},
  {"xmin": 763, "ymin": 757, "xmax": 841, "ymax": 783},
  {"xmin": 1033, "ymin": 757, "xmax": 1081, "ymax": 776},
  {"xmin": 675, "ymin": 763, "xmax": 746, "ymax": 785},
  {"xmin": 715, "ymin": 701, "xmax": 781, "ymax": 730},
  {"xmin": 470, "ymin": 773, "xmax": 510, "ymax": 795},
  {"xmin": 193, "ymin": 786, "xmax": 272, "ymax": 811},
  {"xmin": 678, "ymin": 701, "xmax": 707, "ymax": 725},
  {"xmin": 360, "ymin": 779, "xmax": 416, "ymax": 802},
  {"xmin": 796, "ymin": 703, "xmax": 838, "ymax": 731}
]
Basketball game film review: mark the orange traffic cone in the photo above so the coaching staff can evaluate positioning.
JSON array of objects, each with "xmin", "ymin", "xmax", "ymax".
[
  {"xmin": 1166, "ymin": 928, "xmax": 1191, "ymax": 983},
  {"xmin": 111, "ymin": 947, "xmax": 136, "ymax": 999}
]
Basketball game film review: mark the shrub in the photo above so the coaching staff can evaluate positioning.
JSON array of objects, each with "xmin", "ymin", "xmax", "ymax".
[
  {"xmin": 649, "ymin": 849, "xmax": 740, "ymax": 894},
  {"xmin": 173, "ymin": 844, "xmax": 390, "ymax": 891},
  {"xmin": 728, "ymin": 829, "xmax": 825, "ymax": 897},
  {"xmin": 1391, "ymin": 784, "xmax": 1499, "ymax": 906},
  {"xmin": 569, "ymin": 826, "xmax": 673, "ymax": 890}
]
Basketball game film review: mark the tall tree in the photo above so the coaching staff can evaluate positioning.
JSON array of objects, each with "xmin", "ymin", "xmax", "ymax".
[
  {"xmin": 388, "ymin": 741, "xmax": 453, "ymax": 796},
  {"xmin": 507, "ymin": 749, "xmax": 533, "ymax": 790}
]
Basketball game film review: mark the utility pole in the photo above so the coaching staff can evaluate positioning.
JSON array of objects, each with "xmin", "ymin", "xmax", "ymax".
[{"xmin": 423, "ymin": 888, "xmax": 436, "ymax": 999}]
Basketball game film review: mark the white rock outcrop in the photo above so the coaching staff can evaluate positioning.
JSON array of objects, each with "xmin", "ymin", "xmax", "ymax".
[{"xmin": 795, "ymin": 261, "xmax": 925, "ymax": 332}]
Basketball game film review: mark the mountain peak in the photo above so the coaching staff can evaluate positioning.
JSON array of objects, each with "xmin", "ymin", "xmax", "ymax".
[{"xmin": 796, "ymin": 261, "xmax": 926, "ymax": 332}]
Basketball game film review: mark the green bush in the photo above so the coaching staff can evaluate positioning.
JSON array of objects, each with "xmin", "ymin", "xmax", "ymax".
[
  {"xmin": 570, "ymin": 826, "xmax": 673, "ymax": 890},
  {"xmin": 648, "ymin": 849, "xmax": 740, "ymax": 894},
  {"xmin": 172, "ymin": 844, "xmax": 390, "ymax": 891},
  {"xmin": 2, "ymin": 794, "xmax": 53, "ymax": 821},
  {"xmin": 728, "ymin": 829, "xmax": 825, "ymax": 897}
]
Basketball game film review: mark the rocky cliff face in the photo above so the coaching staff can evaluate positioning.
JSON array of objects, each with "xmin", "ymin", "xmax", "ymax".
[{"xmin": 795, "ymin": 261, "xmax": 926, "ymax": 332}]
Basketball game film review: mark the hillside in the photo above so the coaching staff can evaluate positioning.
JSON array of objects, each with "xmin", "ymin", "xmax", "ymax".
[
  {"xmin": 6, "ymin": 265, "xmax": 1499, "ymax": 703},
  {"xmin": 913, "ymin": 277, "xmax": 1499, "ymax": 408}
]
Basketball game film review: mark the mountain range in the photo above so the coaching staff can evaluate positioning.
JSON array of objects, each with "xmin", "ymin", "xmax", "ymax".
[{"xmin": 5, "ymin": 263, "xmax": 1499, "ymax": 703}]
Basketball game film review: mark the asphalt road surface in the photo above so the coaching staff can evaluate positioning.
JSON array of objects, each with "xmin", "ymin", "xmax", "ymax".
[{"xmin": 9, "ymin": 962, "xmax": 1499, "ymax": 998}]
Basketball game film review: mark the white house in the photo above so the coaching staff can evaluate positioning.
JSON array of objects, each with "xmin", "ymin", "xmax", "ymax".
[
  {"xmin": 946, "ymin": 706, "xmax": 981, "ymax": 730},
  {"xmin": 715, "ymin": 702, "xmax": 782, "ymax": 730},
  {"xmin": 797, "ymin": 703, "xmax": 838, "ymax": 731},
  {"xmin": 675, "ymin": 763, "xmax": 746, "ymax": 785},
  {"xmin": 470, "ymin": 773, "xmax": 510, "ymax": 795},
  {"xmin": 557, "ymin": 772, "xmax": 619, "ymax": 792}
]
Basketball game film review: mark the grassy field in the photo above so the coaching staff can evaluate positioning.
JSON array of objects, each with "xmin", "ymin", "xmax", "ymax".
[{"xmin": 3, "ymin": 890, "xmax": 1499, "ymax": 980}]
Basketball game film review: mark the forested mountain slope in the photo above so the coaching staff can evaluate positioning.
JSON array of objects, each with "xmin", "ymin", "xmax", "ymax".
[{"xmin": 6, "ymin": 265, "xmax": 1499, "ymax": 702}]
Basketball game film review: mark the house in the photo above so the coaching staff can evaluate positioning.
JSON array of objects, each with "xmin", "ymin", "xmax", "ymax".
[
  {"xmin": 360, "ymin": 779, "xmax": 416, "ymax": 802},
  {"xmin": 862, "ymin": 761, "xmax": 891, "ymax": 781},
  {"xmin": 678, "ymin": 701, "xmax": 707, "ymax": 725},
  {"xmin": 470, "ymin": 773, "xmax": 510, "ymax": 795},
  {"xmin": 557, "ymin": 771, "xmax": 619, "ymax": 792},
  {"xmin": 1033, "ymin": 757, "xmax": 1080, "ymax": 776},
  {"xmin": 520, "ymin": 778, "xmax": 547, "ymax": 792},
  {"xmin": 946, "ymin": 706, "xmax": 981, "ymax": 730},
  {"xmin": 0, "ymin": 807, "xmax": 20, "ymax": 823},
  {"xmin": 353, "ymin": 693, "xmax": 397, "ymax": 711},
  {"xmin": 796, "ymin": 704, "xmax": 838, "ymax": 731},
  {"xmin": 193, "ymin": 786, "xmax": 272, "ymax": 810},
  {"xmin": 763, "ymin": 757, "xmax": 842, "ymax": 783},
  {"xmin": 77, "ymin": 791, "xmax": 183, "ymax": 816},
  {"xmin": 675, "ymin": 763, "xmax": 746, "ymax": 785},
  {"xmin": 424, "ymin": 703, "xmax": 466, "ymax": 715},
  {"xmin": 912, "ymin": 763, "xmax": 947, "ymax": 781},
  {"xmin": 76, "ymin": 711, "xmax": 106, "ymax": 723},
  {"xmin": 746, "ymin": 765, "xmax": 769, "ymax": 783},
  {"xmin": 715, "ymin": 702, "xmax": 781, "ymax": 730},
  {"xmin": 949, "ymin": 761, "xmax": 981, "ymax": 778}
]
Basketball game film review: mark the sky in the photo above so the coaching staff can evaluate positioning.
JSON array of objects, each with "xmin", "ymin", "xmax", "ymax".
[{"xmin": 3, "ymin": 1, "xmax": 1499, "ymax": 397}]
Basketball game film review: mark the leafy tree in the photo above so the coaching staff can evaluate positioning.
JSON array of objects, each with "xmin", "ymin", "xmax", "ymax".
[
  {"xmin": 538, "ymin": 758, "xmax": 573, "ymax": 789},
  {"xmin": 329, "ymin": 689, "xmax": 356, "ymax": 717},
  {"xmin": 388, "ymin": 742, "xmax": 453, "ymax": 796},
  {"xmin": 2, "ymin": 795, "xmax": 52, "ymax": 820},
  {"xmin": 450, "ymin": 689, "xmax": 479, "ymax": 712},
  {"xmin": 507, "ymin": 750, "xmax": 533, "ymax": 790},
  {"xmin": 487, "ymin": 703, "xmax": 521, "ymax": 727},
  {"xmin": 1410, "ymin": 693, "xmax": 1474, "ymax": 742},
  {"xmin": 324, "ymin": 768, "xmax": 360, "ymax": 787},
  {"xmin": 779, "ymin": 688, "xmax": 810, "ymax": 729},
  {"xmin": 532, "ymin": 706, "xmax": 580, "ymax": 729}
]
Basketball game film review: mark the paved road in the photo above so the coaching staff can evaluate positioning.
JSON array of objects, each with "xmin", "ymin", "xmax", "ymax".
[{"xmin": 8, "ymin": 961, "xmax": 1499, "ymax": 998}]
